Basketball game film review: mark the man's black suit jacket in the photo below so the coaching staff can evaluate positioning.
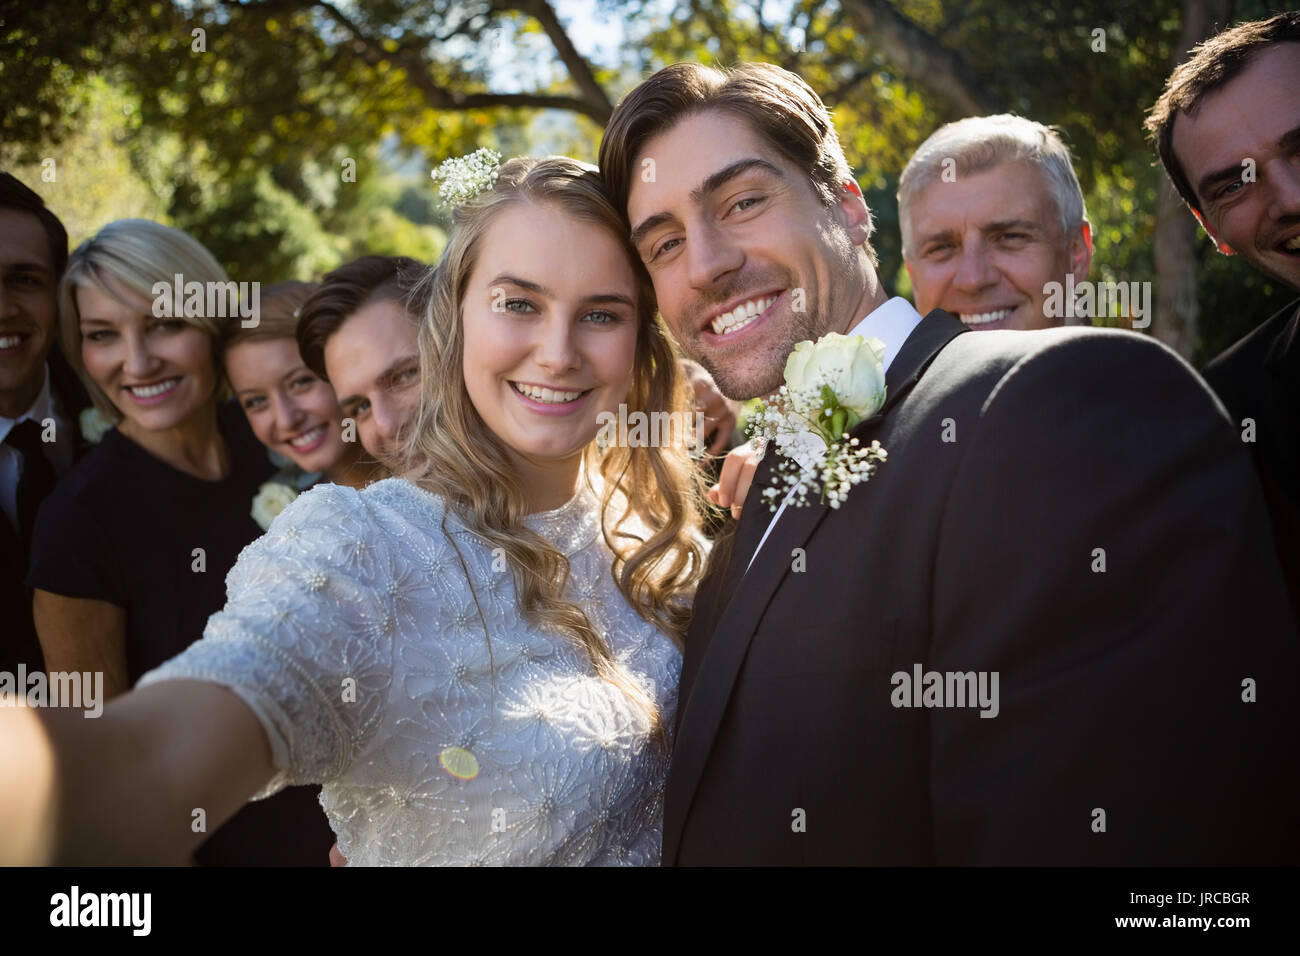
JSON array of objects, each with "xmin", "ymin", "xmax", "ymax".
[
  {"xmin": 1, "ymin": 350, "xmax": 91, "ymax": 673},
  {"xmin": 1203, "ymin": 298, "xmax": 1299, "ymax": 621},
  {"xmin": 665, "ymin": 310, "xmax": 1300, "ymax": 865}
]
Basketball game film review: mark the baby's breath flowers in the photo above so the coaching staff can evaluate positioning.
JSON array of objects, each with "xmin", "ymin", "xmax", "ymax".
[
  {"xmin": 430, "ymin": 148, "xmax": 502, "ymax": 207},
  {"xmin": 747, "ymin": 333, "xmax": 890, "ymax": 510}
]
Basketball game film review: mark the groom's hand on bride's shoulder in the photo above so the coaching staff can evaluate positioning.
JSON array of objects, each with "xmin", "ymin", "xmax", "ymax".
[{"xmin": 708, "ymin": 440, "xmax": 764, "ymax": 519}]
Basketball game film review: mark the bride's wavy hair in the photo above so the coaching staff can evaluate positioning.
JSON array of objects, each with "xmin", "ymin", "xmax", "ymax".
[{"xmin": 401, "ymin": 155, "xmax": 709, "ymax": 739}]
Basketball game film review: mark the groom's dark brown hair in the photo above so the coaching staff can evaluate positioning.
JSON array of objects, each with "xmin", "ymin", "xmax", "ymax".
[{"xmin": 599, "ymin": 61, "xmax": 876, "ymax": 264}]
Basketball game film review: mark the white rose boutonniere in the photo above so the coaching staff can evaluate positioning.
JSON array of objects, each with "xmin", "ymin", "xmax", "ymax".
[
  {"xmin": 79, "ymin": 407, "xmax": 113, "ymax": 444},
  {"xmin": 748, "ymin": 332, "xmax": 889, "ymax": 510},
  {"xmin": 784, "ymin": 333, "xmax": 887, "ymax": 419},
  {"xmin": 251, "ymin": 481, "xmax": 299, "ymax": 531}
]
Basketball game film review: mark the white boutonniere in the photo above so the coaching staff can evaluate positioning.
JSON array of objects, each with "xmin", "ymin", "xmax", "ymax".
[
  {"xmin": 251, "ymin": 481, "xmax": 299, "ymax": 531},
  {"xmin": 79, "ymin": 407, "xmax": 113, "ymax": 444},
  {"xmin": 747, "ymin": 332, "xmax": 889, "ymax": 510}
]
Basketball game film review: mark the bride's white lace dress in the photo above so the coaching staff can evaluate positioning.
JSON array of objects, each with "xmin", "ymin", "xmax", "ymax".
[{"xmin": 137, "ymin": 476, "xmax": 686, "ymax": 866}]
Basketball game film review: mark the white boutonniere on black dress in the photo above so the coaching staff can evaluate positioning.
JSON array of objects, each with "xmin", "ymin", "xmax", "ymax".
[
  {"xmin": 78, "ymin": 407, "xmax": 113, "ymax": 444},
  {"xmin": 251, "ymin": 454, "xmax": 323, "ymax": 531}
]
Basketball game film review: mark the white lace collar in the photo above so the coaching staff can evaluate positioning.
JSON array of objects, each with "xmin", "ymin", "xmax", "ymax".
[
  {"xmin": 383, "ymin": 474, "xmax": 601, "ymax": 558},
  {"xmin": 521, "ymin": 476, "xmax": 601, "ymax": 557}
]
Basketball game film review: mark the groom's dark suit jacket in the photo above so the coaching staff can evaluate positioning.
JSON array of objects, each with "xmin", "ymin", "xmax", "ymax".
[{"xmin": 666, "ymin": 310, "xmax": 1300, "ymax": 865}]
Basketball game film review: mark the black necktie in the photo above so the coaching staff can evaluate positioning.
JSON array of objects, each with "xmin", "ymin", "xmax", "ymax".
[{"xmin": 5, "ymin": 419, "xmax": 57, "ymax": 545}]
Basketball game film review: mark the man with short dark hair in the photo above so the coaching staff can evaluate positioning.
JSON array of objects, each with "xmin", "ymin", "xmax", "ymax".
[
  {"xmin": 1145, "ymin": 11, "xmax": 1300, "ymax": 616},
  {"xmin": 601, "ymin": 60, "xmax": 1299, "ymax": 865},
  {"xmin": 0, "ymin": 172, "xmax": 90, "ymax": 674},
  {"xmin": 295, "ymin": 255, "xmax": 428, "ymax": 472}
]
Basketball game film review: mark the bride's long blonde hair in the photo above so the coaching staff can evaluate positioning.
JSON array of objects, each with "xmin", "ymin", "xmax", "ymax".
[{"xmin": 401, "ymin": 156, "xmax": 708, "ymax": 737}]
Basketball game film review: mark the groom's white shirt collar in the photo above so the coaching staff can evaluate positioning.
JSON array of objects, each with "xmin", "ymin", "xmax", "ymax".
[
  {"xmin": 746, "ymin": 296, "xmax": 924, "ymax": 571},
  {"xmin": 846, "ymin": 295, "xmax": 924, "ymax": 372}
]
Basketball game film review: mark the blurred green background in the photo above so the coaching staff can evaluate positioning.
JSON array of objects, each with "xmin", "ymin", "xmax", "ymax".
[{"xmin": 3, "ymin": 0, "xmax": 1296, "ymax": 365}]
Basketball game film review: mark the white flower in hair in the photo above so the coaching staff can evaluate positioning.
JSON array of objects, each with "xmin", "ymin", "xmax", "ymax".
[{"xmin": 430, "ymin": 148, "xmax": 503, "ymax": 207}]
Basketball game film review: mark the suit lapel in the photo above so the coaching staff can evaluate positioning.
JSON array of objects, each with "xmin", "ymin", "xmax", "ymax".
[
  {"xmin": 664, "ymin": 309, "xmax": 966, "ymax": 863},
  {"xmin": 674, "ymin": 450, "xmax": 777, "ymax": 720},
  {"xmin": 718, "ymin": 451, "xmax": 779, "ymax": 595}
]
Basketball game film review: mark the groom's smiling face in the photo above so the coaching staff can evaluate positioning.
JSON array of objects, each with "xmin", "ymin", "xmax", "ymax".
[{"xmin": 627, "ymin": 110, "xmax": 872, "ymax": 400}]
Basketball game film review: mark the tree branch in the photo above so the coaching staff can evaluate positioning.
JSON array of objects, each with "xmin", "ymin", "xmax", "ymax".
[
  {"xmin": 309, "ymin": 0, "xmax": 611, "ymax": 122},
  {"xmin": 839, "ymin": 0, "xmax": 1004, "ymax": 115},
  {"xmin": 508, "ymin": 0, "xmax": 613, "ymax": 122}
]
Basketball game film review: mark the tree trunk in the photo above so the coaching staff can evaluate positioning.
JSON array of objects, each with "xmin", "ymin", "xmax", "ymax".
[{"xmin": 1152, "ymin": 0, "xmax": 1230, "ymax": 359}]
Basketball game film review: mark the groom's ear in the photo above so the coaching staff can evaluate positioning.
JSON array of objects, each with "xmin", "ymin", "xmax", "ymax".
[
  {"xmin": 1191, "ymin": 207, "xmax": 1235, "ymax": 256},
  {"xmin": 837, "ymin": 179, "xmax": 873, "ymax": 246}
]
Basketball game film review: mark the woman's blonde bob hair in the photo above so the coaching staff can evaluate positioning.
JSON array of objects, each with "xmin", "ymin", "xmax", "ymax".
[
  {"xmin": 58, "ymin": 218, "xmax": 233, "ymax": 421},
  {"xmin": 402, "ymin": 156, "xmax": 709, "ymax": 739}
]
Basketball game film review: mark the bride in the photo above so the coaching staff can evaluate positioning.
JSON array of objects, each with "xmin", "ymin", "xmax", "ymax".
[{"xmin": 18, "ymin": 156, "xmax": 720, "ymax": 865}]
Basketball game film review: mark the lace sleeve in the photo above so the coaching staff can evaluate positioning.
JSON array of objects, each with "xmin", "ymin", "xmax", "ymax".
[{"xmin": 136, "ymin": 483, "xmax": 397, "ymax": 799}]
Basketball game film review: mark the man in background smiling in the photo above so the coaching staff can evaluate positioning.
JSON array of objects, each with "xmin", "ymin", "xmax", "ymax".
[
  {"xmin": 1146, "ymin": 12, "xmax": 1300, "ymax": 617},
  {"xmin": 899, "ymin": 114, "xmax": 1093, "ymax": 332},
  {"xmin": 0, "ymin": 173, "xmax": 89, "ymax": 675}
]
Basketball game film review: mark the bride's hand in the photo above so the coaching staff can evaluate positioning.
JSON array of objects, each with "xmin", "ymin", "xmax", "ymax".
[
  {"xmin": 708, "ymin": 440, "xmax": 763, "ymax": 519},
  {"xmin": 329, "ymin": 842, "xmax": 348, "ymax": 866}
]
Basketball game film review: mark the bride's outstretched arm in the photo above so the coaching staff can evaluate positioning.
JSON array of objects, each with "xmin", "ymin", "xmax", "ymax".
[
  {"xmin": 3, "ymin": 484, "xmax": 401, "ymax": 865},
  {"xmin": 0, "ymin": 679, "xmax": 274, "ymax": 865}
]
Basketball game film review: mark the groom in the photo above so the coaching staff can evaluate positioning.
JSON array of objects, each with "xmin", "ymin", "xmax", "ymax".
[{"xmin": 599, "ymin": 62, "xmax": 1300, "ymax": 864}]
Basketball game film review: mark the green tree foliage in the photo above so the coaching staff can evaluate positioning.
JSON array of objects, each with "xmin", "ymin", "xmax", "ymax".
[
  {"xmin": 0, "ymin": 74, "xmax": 445, "ymax": 281},
  {"xmin": 4, "ymin": 0, "xmax": 1293, "ymax": 359}
]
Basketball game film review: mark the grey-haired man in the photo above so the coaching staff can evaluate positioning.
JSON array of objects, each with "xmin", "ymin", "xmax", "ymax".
[{"xmin": 900, "ymin": 114, "xmax": 1094, "ymax": 332}]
